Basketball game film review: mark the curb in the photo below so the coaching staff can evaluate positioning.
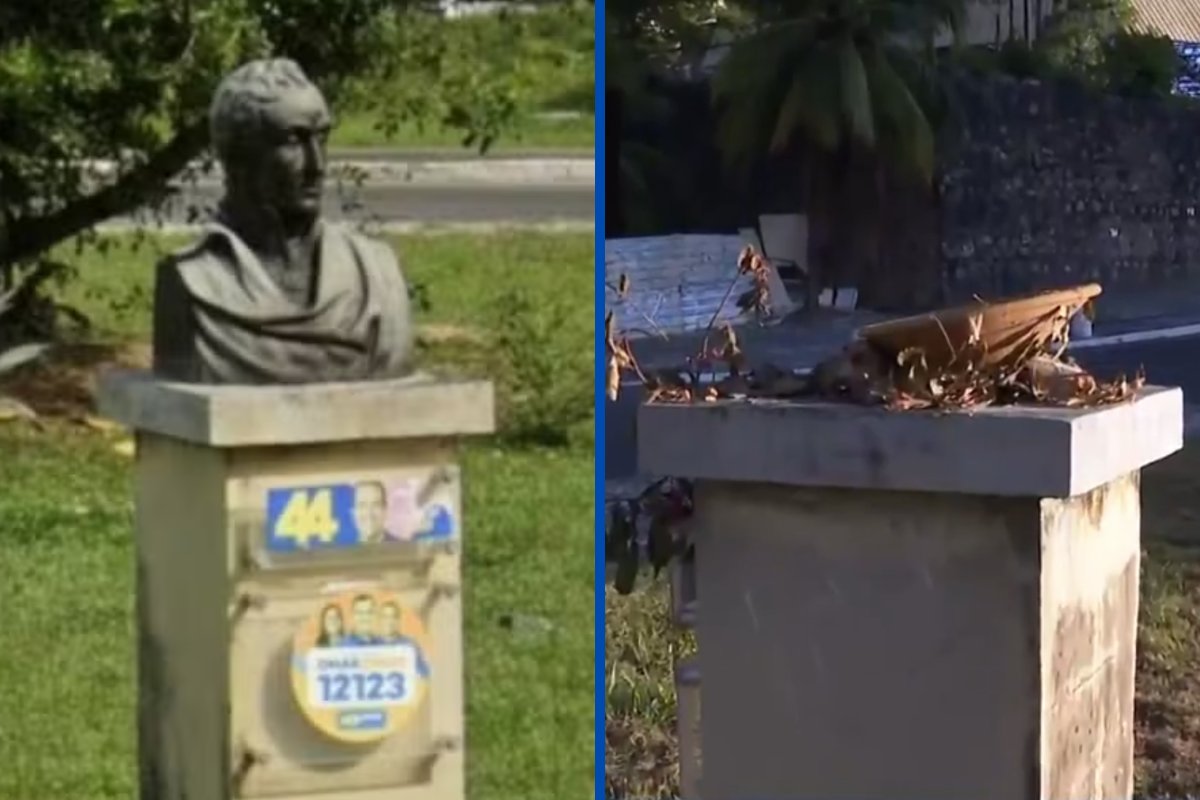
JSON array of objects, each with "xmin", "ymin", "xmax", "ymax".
[
  {"xmin": 96, "ymin": 219, "xmax": 594, "ymax": 235},
  {"xmin": 326, "ymin": 158, "xmax": 594, "ymax": 186},
  {"xmin": 83, "ymin": 156, "xmax": 595, "ymax": 188}
]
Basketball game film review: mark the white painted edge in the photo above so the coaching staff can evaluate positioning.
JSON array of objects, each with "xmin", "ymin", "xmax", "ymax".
[{"xmin": 1067, "ymin": 321, "xmax": 1200, "ymax": 349}]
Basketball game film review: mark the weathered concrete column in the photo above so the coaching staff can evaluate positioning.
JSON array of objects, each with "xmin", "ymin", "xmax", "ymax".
[
  {"xmin": 640, "ymin": 388, "xmax": 1183, "ymax": 800},
  {"xmin": 99, "ymin": 371, "xmax": 493, "ymax": 800}
]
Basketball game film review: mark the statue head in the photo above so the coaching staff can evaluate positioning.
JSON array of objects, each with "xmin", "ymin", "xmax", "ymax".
[{"xmin": 209, "ymin": 58, "xmax": 331, "ymax": 225}]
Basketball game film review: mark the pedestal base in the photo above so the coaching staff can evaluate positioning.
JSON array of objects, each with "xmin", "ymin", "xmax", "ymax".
[
  {"xmin": 101, "ymin": 371, "xmax": 493, "ymax": 800},
  {"xmin": 638, "ymin": 390, "xmax": 1182, "ymax": 800},
  {"xmin": 693, "ymin": 475, "xmax": 1138, "ymax": 800}
]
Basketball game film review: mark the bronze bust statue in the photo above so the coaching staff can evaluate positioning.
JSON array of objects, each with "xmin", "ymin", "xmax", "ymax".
[{"xmin": 151, "ymin": 59, "xmax": 415, "ymax": 384}]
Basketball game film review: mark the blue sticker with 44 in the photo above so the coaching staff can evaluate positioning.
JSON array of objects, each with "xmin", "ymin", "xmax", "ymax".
[{"xmin": 265, "ymin": 484, "xmax": 359, "ymax": 552}]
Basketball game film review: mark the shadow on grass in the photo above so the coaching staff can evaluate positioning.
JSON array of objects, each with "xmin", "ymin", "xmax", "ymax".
[
  {"xmin": 0, "ymin": 342, "xmax": 150, "ymax": 419},
  {"xmin": 0, "ymin": 326, "xmax": 491, "ymax": 423}
]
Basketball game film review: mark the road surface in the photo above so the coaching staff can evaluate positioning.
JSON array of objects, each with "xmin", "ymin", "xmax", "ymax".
[
  {"xmin": 113, "ymin": 181, "xmax": 594, "ymax": 227},
  {"xmin": 1073, "ymin": 332, "xmax": 1200, "ymax": 401}
]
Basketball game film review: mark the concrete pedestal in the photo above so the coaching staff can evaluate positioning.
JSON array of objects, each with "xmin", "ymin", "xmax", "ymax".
[
  {"xmin": 99, "ymin": 371, "xmax": 493, "ymax": 800},
  {"xmin": 639, "ymin": 388, "xmax": 1183, "ymax": 800}
]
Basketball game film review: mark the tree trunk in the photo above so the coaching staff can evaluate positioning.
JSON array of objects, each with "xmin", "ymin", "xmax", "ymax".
[
  {"xmin": 802, "ymin": 149, "xmax": 834, "ymax": 312},
  {"xmin": 815, "ymin": 142, "xmax": 863, "ymax": 309},
  {"xmin": 866, "ymin": 164, "xmax": 943, "ymax": 311},
  {"xmin": 1, "ymin": 121, "xmax": 208, "ymax": 270}
]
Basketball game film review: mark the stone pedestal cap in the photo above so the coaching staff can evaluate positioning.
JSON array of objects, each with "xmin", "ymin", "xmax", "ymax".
[
  {"xmin": 638, "ymin": 386, "xmax": 1182, "ymax": 497},
  {"xmin": 97, "ymin": 369, "xmax": 495, "ymax": 447}
]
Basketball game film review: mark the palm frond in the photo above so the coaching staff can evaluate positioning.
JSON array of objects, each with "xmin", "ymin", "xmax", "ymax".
[
  {"xmin": 713, "ymin": 20, "xmax": 817, "ymax": 169},
  {"xmin": 864, "ymin": 43, "xmax": 934, "ymax": 181},
  {"xmin": 712, "ymin": 0, "xmax": 953, "ymax": 179},
  {"xmin": 836, "ymin": 34, "xmax": 876, "ymax": 148},
  {"xmin": 769, "ymin": 41, "xmax": 843, "ymax": 153}
]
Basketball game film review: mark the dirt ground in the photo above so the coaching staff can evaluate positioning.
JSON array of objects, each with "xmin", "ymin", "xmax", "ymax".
[{"xmin": 606, "ymin": 447, "xmax": 1200, "ymax": 800}]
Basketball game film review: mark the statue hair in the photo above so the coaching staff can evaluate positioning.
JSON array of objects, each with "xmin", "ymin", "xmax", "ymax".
[{"xmin": 209, "ymin": 58, "xmax": 319, "ymax": 166}]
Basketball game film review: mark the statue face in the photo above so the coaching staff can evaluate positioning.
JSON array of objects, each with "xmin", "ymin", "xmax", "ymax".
[{"xmin": 244, "ymin": 85, "xmax": 331, "ymax": 220}]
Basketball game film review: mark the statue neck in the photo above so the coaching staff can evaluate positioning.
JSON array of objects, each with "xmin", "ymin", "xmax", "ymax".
[
  {"xmin": 217, "ymin": 194, "xmax": 319, "ymax": 259},
  {"xmin": 218, "ymin": 193, "xmax": 321, "ymax": 306}
]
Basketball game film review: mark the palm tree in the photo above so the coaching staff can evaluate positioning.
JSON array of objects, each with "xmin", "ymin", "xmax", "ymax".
[
  {"xmin": 607, "ymin": 2, "xmax": 742, "ymax": 235},
  {"xmin": 712, "ymin": 0, "xmax": 965, "ymax": 309}
]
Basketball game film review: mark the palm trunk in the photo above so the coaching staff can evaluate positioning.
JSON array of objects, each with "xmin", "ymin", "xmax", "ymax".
[
  {"xmin": 802, "ymin": 149, "xmax": 833, "ymax": 312},
  {"xmin": 824, "ymin": 142, "xmax": 859, "ymax": 307}
]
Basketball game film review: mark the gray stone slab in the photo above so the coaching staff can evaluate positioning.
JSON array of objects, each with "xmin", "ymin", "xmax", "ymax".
[
  {"xmin": 638, "ymin": 386, "xmax": 1183, "ymax": 497},
  {"xmin": 98, "ymin": 369, "xmax": 495, "ymax": 447}
]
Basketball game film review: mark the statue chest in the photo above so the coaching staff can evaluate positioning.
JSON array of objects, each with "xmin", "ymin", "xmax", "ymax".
[{"xmin": 260, "ymin": 247, "xmax": 319, "ymax": 307}]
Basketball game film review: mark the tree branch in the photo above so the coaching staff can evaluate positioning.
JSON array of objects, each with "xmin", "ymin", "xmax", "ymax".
[{"xmin": 3, "ymin": 121, "xmax": 209, "ymax": 267}]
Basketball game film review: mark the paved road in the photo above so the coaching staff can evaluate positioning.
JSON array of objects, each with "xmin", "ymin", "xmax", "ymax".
[
  {"xmin": 1073, "ymin": 334, "xmax": 1200, "ymax": 400},
  {"xmin": 115, "ymin": 181, "xmax": 594, "ymax": 226}
]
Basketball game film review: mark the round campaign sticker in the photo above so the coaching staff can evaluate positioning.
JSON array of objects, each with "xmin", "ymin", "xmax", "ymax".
[{"xmin": 290, "ymin": 590, "xmax": 432, "ymax": 743}]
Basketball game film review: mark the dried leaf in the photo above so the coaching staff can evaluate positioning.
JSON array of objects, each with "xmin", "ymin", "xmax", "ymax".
[
  {"xmin": 606, "ymin": 355, "xmax": 621, "ymax": 402},
  {"xmin": 737, "ymin": 245, "xmax": 755, "ymax": 273},
  {"xmin": 966, "ymin": 313, "xmax": 983, "ymax": 345},
  {"xmin": 80, "ymin": 414, "xmax": 121, "ymax": 433},
  {"xmin": 113, "ymin": 438, "xmax": 136, "ymax": 458},
  {"xmin": 0, "ymin": 396, "xmax": 37, "ymax": 423},
  {"xmin": 618, "ymin": 274, "xmax": 630, "ymax": 297}
]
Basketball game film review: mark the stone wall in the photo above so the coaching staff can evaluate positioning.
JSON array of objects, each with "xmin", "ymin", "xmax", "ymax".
[
  {"xmin": 939, "ymin": 75, "xmax": 1200, "ymax": 301},
  {"xmin": 611, "ymin": 73, "xmax": 1200, "ymax": 309}
]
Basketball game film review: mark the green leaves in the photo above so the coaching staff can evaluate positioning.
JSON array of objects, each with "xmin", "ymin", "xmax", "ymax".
[
  {"xmin": 864, "ymin": 43, "xmax": 934, "ymax": 181},
  {"xmin": 0, "ymin": 0, "xmax": 580, "ymax": 285},
  {"xmin": 1100, "ymin": 30, "xmax": 1184, "ymax": 98},
  {"xmin": 341, "ymin": 4, "xmax": 593, "ymax": 155},
  {"xmin": 712, "ymin": 0, "xmax": 959, "ymax": 183},
  {"xmin": 837, "ymin": 35, "xmax": 876, "ymax": 149}
]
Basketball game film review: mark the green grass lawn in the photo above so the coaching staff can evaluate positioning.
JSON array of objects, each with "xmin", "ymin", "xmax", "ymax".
[
  {"xmin": 606, "ymin": 449, "xmax": 1200, "ymax": 799},
  {"xmin": 55, "ymin": 231, "xmax": 594, "ymax": 343},
  {"xmin": 0, "ymin": 231, "xmax": 595, "ymax": 800},
  {"xmin": 330, "ymin": 111, "xmax": 594, "ymax": 152},
  {"xmin": 329, "ymin": 4, "xmax": 594, "ymax": 152}
]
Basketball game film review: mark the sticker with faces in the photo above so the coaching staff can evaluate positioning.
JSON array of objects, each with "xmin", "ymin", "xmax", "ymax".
[
  {"xmin": 289, "ymin": 589, "xmax": 432, "ymax": 742},
  {"xmin": 264, "ymin": 476, "xmax": 457, "ymax": 553}
]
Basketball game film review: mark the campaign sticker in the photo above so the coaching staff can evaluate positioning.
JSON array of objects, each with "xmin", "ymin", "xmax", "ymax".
[
  {"xmin": 413, "ymin": 503, "xmax": 456, "ymax": 541},
  {"xmin": 289, "ymin": 590, "xmax": 432, "ymax": 743},
  {"xmin": 264, "ymin": 478, "xmax": 456, "ymax": 553}
]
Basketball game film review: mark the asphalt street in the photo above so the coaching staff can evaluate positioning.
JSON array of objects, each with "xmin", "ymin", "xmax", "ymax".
[
  {"xmin": 115, "ymin": 180, "xmax": 594, "ymax": 227},
  {"xmin": 1073, "ymin": 334, "xmax": 1200, "ymax": 400}
]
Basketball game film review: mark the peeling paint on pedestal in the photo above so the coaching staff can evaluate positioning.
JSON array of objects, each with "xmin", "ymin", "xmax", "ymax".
[{"xmin": 1041, "ymin": 473, "xmax": 1141, "ymax": 800}]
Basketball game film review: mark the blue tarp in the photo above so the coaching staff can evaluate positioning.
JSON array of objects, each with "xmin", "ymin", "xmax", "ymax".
[{"xmin": 1177, "ymin": 40, "xmax": 1200, "ymax": 97}]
